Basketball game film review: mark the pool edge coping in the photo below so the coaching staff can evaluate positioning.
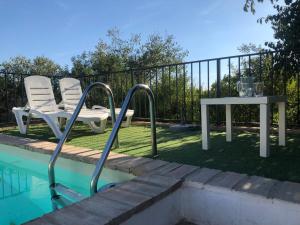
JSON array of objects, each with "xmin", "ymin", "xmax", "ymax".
[{"xmin": 1, "ymin": 133, "xmax": 300, "ymax": 224}]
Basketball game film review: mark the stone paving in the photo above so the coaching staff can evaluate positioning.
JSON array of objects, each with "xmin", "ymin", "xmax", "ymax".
[{"xmin": 1, "ymin": 133, "xmax": 300, "ymax": 225}]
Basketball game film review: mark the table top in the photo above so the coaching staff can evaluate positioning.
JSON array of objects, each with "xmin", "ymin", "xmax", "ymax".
[{"xmin": 201, "ymin": 96, "xmax": 287, "ymax": 105}]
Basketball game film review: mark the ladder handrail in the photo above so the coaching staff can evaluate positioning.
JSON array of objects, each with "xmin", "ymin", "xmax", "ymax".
[
  {"xmin": 90, "ymin": 84, "xmax": 157, "ymax": 195},
  {"xmin": 48, "ymin": 82, "xmax": 118, "ymax": 197}
]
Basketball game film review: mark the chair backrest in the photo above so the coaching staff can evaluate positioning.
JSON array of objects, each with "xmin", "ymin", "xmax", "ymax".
[
  {"xmin": 24, "ymin": 75, "xmax": 59, "ymax": 113},
  {"xmin": 59, "ymin": 78, "xmax": 86, "ymax": 111}
]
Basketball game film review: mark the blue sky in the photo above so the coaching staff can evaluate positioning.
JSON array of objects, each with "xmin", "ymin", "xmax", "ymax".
[{"xmin": 0, "ymin": 0, "xmax": 275, "ymax": 67}]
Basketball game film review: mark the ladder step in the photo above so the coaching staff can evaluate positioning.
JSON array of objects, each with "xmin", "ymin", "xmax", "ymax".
[
  {"xmin": 97, "ymin": 182, "xmax": 116, "ymax": 192},
  {"xmin": 52, "ymin": 183, "xmax": 86, "ymax": 202},
  {"xmin": 52, "ymin": 194, "xmax": 73, "ymax": 209}
]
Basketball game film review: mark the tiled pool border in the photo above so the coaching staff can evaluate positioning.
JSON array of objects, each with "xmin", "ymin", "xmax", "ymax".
[{"xmin": 0, "ymin": 133, "xmax": 300, "ymax": 225}]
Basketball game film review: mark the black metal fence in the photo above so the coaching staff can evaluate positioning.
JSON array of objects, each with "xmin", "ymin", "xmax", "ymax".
[{"xmin": 0, "ymin": 51, "xmax": 299, "ymax": 127}]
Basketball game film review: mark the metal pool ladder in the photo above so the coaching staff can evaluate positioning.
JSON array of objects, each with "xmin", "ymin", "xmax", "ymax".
[
  {"xmin": 48, "ymin": 82, "xmax": 118, "ymax": 208},
  {"xmin": 48, "ymin": 83, "xmax": 157, "ymax": 208}
]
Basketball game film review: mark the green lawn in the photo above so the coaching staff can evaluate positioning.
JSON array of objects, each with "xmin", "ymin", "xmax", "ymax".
[{"xmin": 2, "ymin": 123, "xmax": 300, "ymax": 183}]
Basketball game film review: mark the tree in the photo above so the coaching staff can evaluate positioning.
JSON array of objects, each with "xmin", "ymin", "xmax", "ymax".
[
  {"xmin": 1, "ymin": 55, "xmax": 65, "ymax": 76},
  {"xmin": 71, "ymin": 28, "xmax": 188, "ymax": 76},
  {"xmin": 237, "ymin": 43, "xmax": 263, "ymax": 54},
  {"xmin": 1, "ymin": 56, "xmax": 32, "ymax": 74},
  {"xmin": 32, "ymin": 56, "xmax": 64, "ymax": 76},
  {"xmin": 244, "ymin": 0, "xmax": 300, "ymax": 75},
  {"xmin": 139, "ymin": 34, "xmax": 188, "ymax": 68}
]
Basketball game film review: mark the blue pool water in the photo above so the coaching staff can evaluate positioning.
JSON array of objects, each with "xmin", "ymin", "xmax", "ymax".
[{"xmin": 0, "ymin": 144, "xmax": 134, "ymax": 225}]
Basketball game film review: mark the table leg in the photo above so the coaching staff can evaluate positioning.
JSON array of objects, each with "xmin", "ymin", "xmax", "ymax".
[
  {"xmin": 260, "ymin": 104, "xmax": 270, "ymax": 157},
  {"xmin": 278, "ymin": 102, "xmax": 286, "ymax": 146},
  {"xmin": 201, "ymin": 104, "xmax": 210, "ymax": 150},
  {"xmin": 226, "ymin": 104, "xmax": 232, "ymax": 142}
]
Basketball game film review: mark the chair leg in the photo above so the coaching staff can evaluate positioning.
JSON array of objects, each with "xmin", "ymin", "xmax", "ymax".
[
  {"xmin": 25, "ymin": 113, "xmax": 32, "ymax": 134},
  {"xmin": 58, "ymin": 117, "xmax": 66, "ymax": 129},
  {"xmin": 122, "ymin": 116, "xmax": 132, "ymax": 128},
  {"xmin": 88, "ymin": 119, "xmax": 107, "ymax": 133},
  {"xmin": 43, "ymin": 115, "xmax": 63, "ymax": 139},
  {"xmin": 13, "ymin": 110, "xmax": 28, "ymax": 134}
]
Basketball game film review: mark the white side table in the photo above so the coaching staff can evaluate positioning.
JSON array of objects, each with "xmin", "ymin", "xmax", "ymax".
[{"xmin": 200, "ymin": 96, "xmax": 287, "ymax": 157}]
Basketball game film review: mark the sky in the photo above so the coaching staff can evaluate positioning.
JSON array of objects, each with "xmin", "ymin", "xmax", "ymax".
[{"xmin": 0, "ymin": 0, "xmax": 276, "ymax": 67}]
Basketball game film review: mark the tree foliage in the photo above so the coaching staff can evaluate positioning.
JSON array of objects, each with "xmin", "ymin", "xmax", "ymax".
[
  {"xmin": 1, "ymin": 56, "xmax": 32, "ymax": 74},
  {"xmin": 1, "ymin": 56, "xmax": 66, "ymax": 76},
  {"xmin": 71, "ymin": 28, "xmax": 188, "ymax": 76},
  {"xmin": 32, "ymin": 56, "xmax": 64, "ymax": 76},
  {"xmin": 244, "ymin": 0, "xmax": 300, "ymax": 75}
]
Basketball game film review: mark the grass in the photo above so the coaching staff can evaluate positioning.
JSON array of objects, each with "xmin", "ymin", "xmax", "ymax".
[{"xmin": 2, "ymin": 123, "xmax": 300, "ymax": 183}]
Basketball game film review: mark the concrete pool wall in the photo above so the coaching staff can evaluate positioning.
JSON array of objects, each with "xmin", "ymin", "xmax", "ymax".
[{"xmin": 122, "ymin": 175, "xmax": 300, "ymax": 225}]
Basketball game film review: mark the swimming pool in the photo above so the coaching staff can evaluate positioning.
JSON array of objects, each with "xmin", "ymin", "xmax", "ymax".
[{"xmin": 0, "ymin": 143, "xmax": 134, "ymax": 225}]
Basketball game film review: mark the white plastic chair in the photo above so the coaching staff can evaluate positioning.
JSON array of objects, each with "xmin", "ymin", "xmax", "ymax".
[
  {"xmin": 12, "ymin": 76, "xmax": 109, "ymax": 139},
  {"xmin": 59, "ymin": 78, "xmax": 134, "ymax": 127}
]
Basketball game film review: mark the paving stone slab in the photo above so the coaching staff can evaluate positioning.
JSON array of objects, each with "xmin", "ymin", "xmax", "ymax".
[
  {"xmin": 105, "ymin": 155, "xmax": 137, "ymax": 169},
  {"xmin": 117, "ymin": 180, "xmax": 169, "ymax": 197},
  {"xmin": 234, "ymin": 176, "xmax": 279, "ymax": 198},
  {"xmin": 42, "ymin": 204, "xmax": 108, "ymax": 225},
  {"xmin": 60, "ymin": 145, "xmax": 77, "ymax": 152},
  {"xmin": 207, "ymin": 171, "xmax": 248, "ymax": 189},
  {"xmin": 150, "ymin": 162, "xmax": 182, "ymax": 175},
  {"xmin": 100, "ymin": 175, "xmax": 182, "ymax": 223},
  {"xmin": 4, "ymin": 138, "xmax": 30, "ymax": 146},
  {"xmin": 26, "ymin": 141, "xmax": 56, "ymax": 148},
  {"xmin": 99, "ymin": 185, "xmax": 152, "ymax": 207},
  {"xmin": 186, "ymin": 167, "xmax": 222, "ymax": 184},
  {"xmin": 25, "ymin": 142, "xmax": 56, "ymax": 152},
  {"xmin": 165, "ymin": 164, "xmax": 198, "ymax": 179},
  {"xmin": 25, "ymin": 218, "xmax": 56, "ymax": 225},
  {"xmin": 116, "ymin": 157, "xmax": 153, "ymax": 173},
  {"xmin": 270, "ymin": 181, "xmax": 300, "ymax": 204},
  {"xmin": 38, "ymin": 142, "xmax": 57, "ymax": 149},
  {"xmin": 26, "ymin": 141, "xmax": 55, "ymax": 149},
  {"xmin": 132, "ymin": 159, "xmax": 169, "ymax": 176},
  {"xmin": 83, "ymin": 152, "xmax": 123, "ymax": 165},
  {"xmin": 75, "ymin": 150, "xmax": 100, "ymax": 157},
  {"xmin": 74, "ymin": 195, "xmax": 131, "ymax": 221},
  {"xmin": 61, "ymin": 147, "xmax": 89, "ymax": 154},
  {"xmin": 86, "ymin": 153, "xmax": 102, "ymax": 163},
  {"xmin": 0, "ymin": 134, "xmax": 36, "ymax": 146},
  {"xmin": 134, "ymin": 174, "xmax": 182, "ymax": 189}
]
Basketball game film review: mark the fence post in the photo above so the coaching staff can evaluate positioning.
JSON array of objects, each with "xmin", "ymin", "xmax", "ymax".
[
  {"xmin": 5, "ymin": 72, "xmax": 9, "ymax": 122},
  {"xmin": 216, "ymin": 59, "xmax": 221, "ymax": 126},
  {"xmin": 21, "ymin": 74, "xmax": 25, "ymax": 106},
  {"xmin": 183, "ymin": 65, "xmax": 186, "ymax": 123},
  {"xmin": 130, "ymin": 69, "xmax": 136, "ymax": 113},
  {"xmin": 297, "ymin": 72, "xmax": 300, "ymax": 126}
]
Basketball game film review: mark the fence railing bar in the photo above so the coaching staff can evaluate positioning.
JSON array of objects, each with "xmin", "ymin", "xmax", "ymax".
[
  {"xmin": 207, "ymin": 61, "xmax": 210, "ymax": 97},
  {"xmin": 155, "ymin": 68, "xmax": 158, "ymax": 115},
  {"xmin": 270, "ymin": 53, "xmax": 274, "ymax": 123},
  {"xmin": 248, "ymin": 55, "xmax": 251, "ymax": 76},
  {"xmin": 183, "ymin": 64, "xmax": 186, "ymax": 122},
  {"xmin": 168, "ymin": 66, "xmax": 171, "ymax": 117},
  {"xmin": 199, "ymin": 62, "xmax": 202, "ymax": 122},
  {"xmin": 191, "ymin": 63, "xmax": 194, "ymax": 121},
  {"xmin": 297, "ymin": 71, "xmax": 300, "ymax": 126},
  {"xmin": 175, "ymin": 65, "xmax": 179, "ymax": 120},
  {"xmin": 162, "ymin": 67, "xmax": 165, "ymax": 119},
  {"xmin": 228, "ymin": 58, "xmax": 231, "ymax": 96},
  {"xmin": 238, "ymin": 56, "xmax": 241, "ymax": 79},
  {"xmin": 259, "ymin": 53, "xmax": 262, "ymax": 81},
  {"xmin": 5, "ymin": 72, "xmax": 8, "ymax": 121}
]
